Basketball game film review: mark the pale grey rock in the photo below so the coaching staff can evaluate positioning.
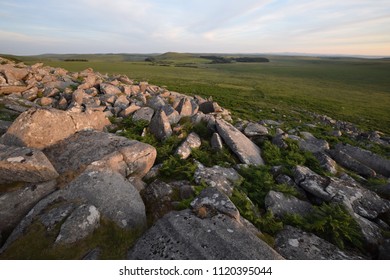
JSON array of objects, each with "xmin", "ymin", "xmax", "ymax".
[
  {"xmin": 191, "ymin": 112, "xmax": 207, "ymax": 124},
  {"xmin": 128, "ymin": 177, "xmax": 146, "ymax": 192},
  {"xmin": 265, "ymin": 191, "xmax": 313, "ymax": 218},
  {"xmin": 191, "ymin": 187, "xmax": 240, "ymax": 220},
  {"xmin": 314, "ymin": 152, "xmax": 337, "ymax": 175},
  {"xmin": 143, "ymin": 163, "xmax": 162, "ymax": 181},
  {"xmin": 55, "ymin": 204, "xmax": 100, "ymax": 244},
  {"xmin": 100, "ymin": 83, "xmax": 121, "ymax": 95},
  {"xmin": 216, "ymin": 118, "xmax": 264, "ymax": 165},
  {"xmin": 149, "ymin": 109, "xmax": 172, "ymax": 141},
  {"xmin": 333, "ymin": 144, "xmax": 390, "ymax": 177},
  {"xmin": 44, "ymin": 130, "xmax": 156, "ymax": 179},
  {"xmin": 0, "ymin": 107, "xmax": 111, "ymax": 149},
  {"xmin": 0, "ymin": 144, "xmax": 59, "ymax": 184},
  {"xmin": 132, "ymin": 107, "xmax": 154, "ymax": 124},
  {"xmin": 260, "ymin": 120, "xmax": 282, "ymax": 126},
  {"xmin": 175, "ymin": 132, "xmax": 201, "ymax": 159},
  {"xmin": 244, "ymin": 122, "xmax": 269, "ymax": 137},
  {"xmin": 127, "ymin": 209, "xmax": 283, "ymax": 260},
  {"xmin": 297, "ymin": 132, "xmax": 329, "ymax": 153},
  {"xmin": 329, "ymin": 148, "xmax": 376, "ymax": 177},
  {"xmin": 275, "ymin": 226, "xmax": 363, "ymax": 260},
  {"xmin": 39, "ymin": 203, "xmax": 76, "ymax": 231},
  {"xmin": 66, "ymin": 169, "xmax": 146, "ymax": 229},
  {"xmin": 0, "ymin": 180, "xmax": 57, "ymax": 237},
  {"xmin": 194, "ymin": 163, "xmax": 242, "ymax": 196},
  {"xmin": 211, "ymin": 132, "xmax": 223, "ymax": 151},
  {"xmin": 147, "ymin": 96, "xmax": 166, "ymax": 110}
]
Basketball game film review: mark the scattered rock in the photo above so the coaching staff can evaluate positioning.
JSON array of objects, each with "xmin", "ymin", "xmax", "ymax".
[
  {"xmin": 216, "ymin": 118, "xmax": 264, "ymax": 165},
  {"xmin": 275, "ymin": 226, "xmax": 362, "ymax": 260},
  {"xmin": 149, "ymin": 109, "xmax": 172, "ymax": 141},
  {"xmin": 175, "ymin": 132, "xmax": 201, "ymax": 159},
  {"xmin": 127, "ymin": 209, "xmax": 283, "ymax": 260},
  {"xmin": 265, "ymin": 191, "xmax": 313, "ymax": 218},
  {"xmin": 194, "ymin": 163, "xmax": 242, "ymax": 196},
  {"xmin": 244, "ymin": 122, "xmax": 269, "ymax": 137},
  {"xmin": 211, "ymin": 132, "xmax": 223, "ymax": 150}
]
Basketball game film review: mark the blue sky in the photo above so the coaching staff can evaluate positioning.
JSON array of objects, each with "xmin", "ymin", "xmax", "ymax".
[{"xmin": 0, "ymin": 0, "xmax": 389, "ymax": 55}]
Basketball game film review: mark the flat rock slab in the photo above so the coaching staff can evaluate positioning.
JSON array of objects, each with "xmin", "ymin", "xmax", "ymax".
[
  {"xmin": 275, "ymin": 226, "xmax": 363, "ymax": 260},
  {"xmin": 216, "ymin": 118, "xmax": 264, "ymax": 166},
  {"xmin": 265, "ymin": 191, "xmax": 313, "ymax": 218},
  {"xmin": 44, "ymin": 130, "xmax": 156, "ymax": 179},
  {"xmin": 0, "ymin": 107, "xmax": 110, "ymax": 149},
  {"xmin": 127, "ymin": 209, "xmax": 283, "ymax": 260},
  {"xmin": 0, "ymin": 144, "xmax": 59, "ymax": 184}
]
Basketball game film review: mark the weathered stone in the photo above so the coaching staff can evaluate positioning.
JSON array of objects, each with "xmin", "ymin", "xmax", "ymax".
[
  {"xmin": 39, "ymin": 97, "xmax": 54, "ymax": 106},
  {"xmin": 147, "ymin": 96, "xmax": 166, "ymax": 110},
  {"xmin": 314, "ymin": 152, "xmax": 337, "ymax": 175},
  {"xmin": 100, "ymin": 83, "xmax": 121, "ymax": 95},
  {"xmin": 0, "ymin": 64, "xmax": 29, "ymax": 85},
  {"xmin": 0, "ymin": 144, "xmax": 59, "ymax": 184},
  {"xmin": 149, "ymin": 109, "xmax": 172, "ymax": 141},
  {"xmin": 333, "ymin": 144, "xmax": 390, "ymax": 177},
  {"xmin": 132, "ymin": 107, "xmax": 154, "ymax": 124},
  {"xmin": 329, "ymin": 148, "xmax": 376, "ymax": 177},
  {"xmin": 0, "ymin": 180, "xmax": 57, "ymax": 237},
  {"xmin": 211, "ymin": 132, "xmax": 223, "ymax": 150},
  {"xmin": 275, "ymin": 226, "xmax": 362, "ymax": 260},
  {"xmin": 191, "ymin": 187, "xmax": 240, "ymax": 220},
  {"xmin": 22, "ymin": 87, "xmax": 38, "ymax": 101},
  {"xmin": 175, "ymin": 132, "xmax": 201, "ymax": 159},
  {"xmin": 244, "ymin": 123, "xmax": 269, "ymax": 137},
  {"xmin": 55, "ymin": 204, "xmax": 100, "ymax": 244},
  {"xmin": 39, "ymin": 203, "xmax": 76, "ymax": 231},
  {"xmin": 114, "ymin": 95, "xmax": 130, "ymax": 109},
  {"xmin": 216, "ymin": 118, "xmax": 264, "ymax": 165},
  {"xmin": 143, "ymin": 163, "xmax": 162, "ymax": 181},
  {"xmin": 0, "ymin": 108, "xmax": 111, "ymax": 149},
  {"xmin": 176, "ymin": 97, "xmax": 193, "ymax": 117},
  {"xmin": 297, "ymin": 132, "xmax": 329, "ymax": 153},
  {"xmin": 44, "ymin": 130, "xmax": 156, "ymax": 178},
  {"xmin": 199, "ymin": 101, "xmax": 221, "ymax": 114},
  {"xmin": 0, "ymin": 120, "xmax": 12, "ymax": 135},
  {"xmin": 118, "ymin": 103, "xmax": 141, "ymax": 117},
  {"xmin": 265, "ymin": 191, "xmax": 313, "ymax": 218},
  {"xmin": 161, "ymin": 104, "xmax": 181, "ymax": 125},
  {"xmin": 194, "ymin": 163, "xmax": 242, "ymax": 196},
  {"xmin": 0, "ymin": 85, "xmax": 30, "ymax": 94},
  {"xmin": 66, "ymin": 169, "xmax": 146, "ymax": 229},
  {"xmin": 127, "ymin": 209, "xmax": 283, "ymax": 260}
]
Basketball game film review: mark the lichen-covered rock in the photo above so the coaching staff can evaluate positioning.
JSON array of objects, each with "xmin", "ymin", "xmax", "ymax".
[
  {"xmin": 0, "ymin": 144, "xmax": 59, "ymax": 184},
  {"xmin": 0, "ymin": 108, "xmax": 110, "ymax": 149},
  {"xmin": 314, "ymin": 152, "xmax": 337, "ymax": 175},
  {"xmin": 275, "ymin": 226, "xmax": 363, "ymax": 260},
  {"xmin": 127, "ymin": 209, "xmax": 283, "ymax": 260},
  {"xmin": 44, "ymin": 130, "xmax": 156, "ymax": 179},
  {"xmin": 216, "ymin": 118, "xmax": 264, "ymax": 166},
  {"xmin": 132, "ymin": 107, "xmax": 154, "ymax": 124},
  {"xmin": 194, "ymin": 163, "xmax": 242, "ymax": 196},
  {"xmin": 244, "ymin": 122, "xmax": 269, "ymax": 137},
  {"xmin": 175, "ymin": 132, "xmax": 201, "ymax": 159},
  {"xmin": 265, "ymin": 191, "xmax": 313, "ymax": 218},
  {"xmin": 55, "ymin": 204, "xmax": 100, "ymax": 244},
  {"xmin": 191, "ymin": 187, "xmax": 240, "ymax": 220}
]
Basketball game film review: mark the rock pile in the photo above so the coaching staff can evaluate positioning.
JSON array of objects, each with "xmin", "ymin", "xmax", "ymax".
[{"xmin": 0, "ymin": 56, "xmax": 389, "ymax": 260}]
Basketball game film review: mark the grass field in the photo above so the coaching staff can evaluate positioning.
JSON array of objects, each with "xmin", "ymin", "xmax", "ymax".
[{"xmin": 8, "ymin": 53, "xmax": 390, "ymax": 134}]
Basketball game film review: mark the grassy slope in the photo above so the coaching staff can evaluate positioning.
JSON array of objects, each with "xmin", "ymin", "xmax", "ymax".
[{"xmin": 14, "ymin": 53, "xmax": 390, "ymax": 134}]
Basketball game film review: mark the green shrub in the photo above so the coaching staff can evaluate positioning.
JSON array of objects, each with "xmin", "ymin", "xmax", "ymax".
[
  {"xmin": 159, "ymin": 155, "xmax": 197, "ymax": 181},
  {"xmin": 191, "ymin": 141, "xmax": 238, "ymax": 167},
  {"xmin": 284, "ymin": 203, "xmax": 364, "ymax": 250}
]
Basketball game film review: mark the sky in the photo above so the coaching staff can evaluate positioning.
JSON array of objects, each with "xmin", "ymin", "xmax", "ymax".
[{"xmin": 0, "ymin": 0, "xmax": 389, "ymax": 56}]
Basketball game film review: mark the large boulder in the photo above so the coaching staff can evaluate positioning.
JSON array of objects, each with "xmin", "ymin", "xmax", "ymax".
[
  {"xmin": 127, "ymin": 209, "xmax": 283, "ymax": 260},
  {"xmin": 0, "ymin": 144, "xmax": 58, "ymax": 184},
  {"xmin": 0, "ymin": 180, "xmax": 56, "ymax": 239},
  {"xmin": 44, "ymin": 130, "xmax": 156, "ymax": 179},
  {"xmin": 275, "ymin": 226, "xmax": 362, "ymax": 260},
  {"xmin": 215, "ymin": 118, "xmax": 264, "ymax": 165},
  {"xmin": 329, "ymin": 148, "xmax": 376, "ymax": 177},
  {"xmin": 0, "ymin": 108, "xmax": 110, "ymax": 149}
]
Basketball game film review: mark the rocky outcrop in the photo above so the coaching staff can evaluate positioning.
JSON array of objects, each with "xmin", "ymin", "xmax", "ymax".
[
  {"xmin": 215, "ymin": 118, "xmax": 264, "ymax": 165},
  {"xmin": 0, "ymin": 108, "xmax": 110, "ymax": 149},
  {"xmin": 275, "ymin": 226, "xmax": 362, "ymax": 260},
  {"xmin": 127, "ymin": 209, "xmax": 283, "ymax": 260}
]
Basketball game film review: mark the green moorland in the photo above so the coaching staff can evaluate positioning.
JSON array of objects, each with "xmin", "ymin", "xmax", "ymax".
[{"xmin": 9, "ymin": 52, "xmax": 390, "ymax": 134}]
